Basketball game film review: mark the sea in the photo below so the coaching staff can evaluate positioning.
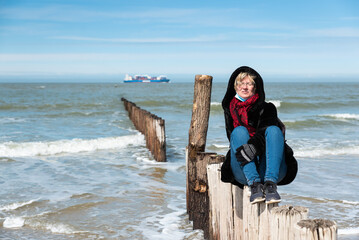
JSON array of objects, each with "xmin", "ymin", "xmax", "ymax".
[{"xmin": 0, "ymin": 81, "xmax": 359, "ymax": 240}]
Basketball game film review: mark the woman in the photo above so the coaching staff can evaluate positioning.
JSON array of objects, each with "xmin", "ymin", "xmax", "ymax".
[{"xmin": 221, "ymin": 66, "xmax": 298, "ymax": 204}]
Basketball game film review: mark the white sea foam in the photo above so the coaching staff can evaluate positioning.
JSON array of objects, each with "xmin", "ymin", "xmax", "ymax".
[
  {"xmin": 140, "ymin": 202, "xmax": 190, "ymax": 240},
  {"xmin": 212, "ymin": 144, "xmax": 229, "ymax": 148},
  {"xmin": 0, "ymin": 199, "xmax": 37, "ymax": 211},
  {"xmin": 321, "ymin": 113, "xmax": 359, "ymax": 120},
  {"xmin": 211, "ymin": 102, "xmax": 221, "ymax": 106},
  {"xmin": 0, "ymin": 134, "xmax": 145, "ymax": 157},
  {"xmin": 3, "ymin": 217, "xmax": 25, "ymax": 228},
  {"xmin": 342, "ymin": 200, "xmax": 359, "ymax": 205},
  {"xmin": 44, "ymin": 223, "xmax": 77, "ymax": 234},
  {"xmin": 26, "ymin": 219, "xmax": 85, "ymax": 234},
  {"xmin": 268, "ymin": 100, "xmax": 281, "ymax": 108},
  {"xmin": 0, "ymin": 117, "xmax": 26, "ymax": 123},
  {"xmin": 295, "ymin": 145, "xmax": 359, "ymax": 158},
  {"xmin": 3, "ymin": 216, "xmax": 83, "ymax": 235},
  {"xmin": 338, "ymin": 227, "xmax": 359, "ymax": 235},
  {"xmin": 0, "ymin": 157, "xmax": 15, "ymax": 162}
]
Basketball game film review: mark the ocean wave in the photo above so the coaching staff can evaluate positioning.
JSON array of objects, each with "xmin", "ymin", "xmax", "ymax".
[
  {"xmin": 338, "ymin": 227, "xmax": 359, "ymax": 235},
  {"xmin": 283, "ymin": 119, "xmax": 332, "ymax": 129},
  {"xmin": 211, "ymin": 102, "xmax": 221, "ymax": 106},
  {"xmin": 3, "ymin": 216, "xmax": 84, "ymax": 234},
  {"xmin": 283, "ymin": 116, "xmax": 359, "ymax": 129},
  {"xmin": 0, "ymin": 199, "xmax": 38, "ymax": 211},
  {"xmin": 41, "ymin": 222, "xmax": 81, "ymax": 234},
  {"xmin": 44, "ymin": 110, "xmax": 114, "ymax": 118},
  {"xmin": 279, "ymin": 101, "xmax": 321, "ymax": 110},
  {"xmin": 268, "ymin": 100, "xmax": 281, "ymax": 108},
  {"xmin": 0, "ymin": 102, "xmax": 108, "ymax": 111},
  {"xmin": 276, "ymin": 100, "xmax": 359, "ymax": 111},
  {"xmin": 136, "ymin": 100, "xmax": 181, "ymax": 107},
  {"xmin": 342, "ymin": 200, "xmax": 359, "ymax": 205},
  {"xmin": 0, "ymin": 134, "xmax": 145, "ymax": 157},
  {"xmin": 0, "ymin": 117, "xmax": 27, "ymax": 123},
  {"xmin": 321, "ymin": 113, "xmax": 359, "ymax": 120},
  {"xmin": 3, "ymin": 217, "xmax": 25, "ymax": 228},
  {"xmin": 295, "ymin": 145, "xmax": 359, "ymax": 158},
  {"xmin": 0, "ymin": 104, "xmax": 28, "ymax": 110},
  {"xmin": 207, "ymin": 144, "xmax": 229, "ymax": 152},
  {"xmin": 0, "ymin": 157, "xmax": 15, "ymax": 162},
  {"xmin": 285, "ymin": 193, "xmax": 359, "ymax": 206},
  {"xmin": 210, "ymin": 103, "xmax": 223, "ymax": 114},
  {"xmin": 138, "ymin": 201, "xmax": 192, "ymax": 240}
]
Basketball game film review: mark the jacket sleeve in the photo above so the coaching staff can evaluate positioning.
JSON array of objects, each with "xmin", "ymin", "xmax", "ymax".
[{"xmin": 247, "ymin": 102, "xmax": 279, "ymax": 155}]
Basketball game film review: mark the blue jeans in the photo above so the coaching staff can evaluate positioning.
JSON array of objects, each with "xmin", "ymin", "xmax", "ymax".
[{"xmin": 230, "ymin": 126, "xmax": 287, "ymax": 186}]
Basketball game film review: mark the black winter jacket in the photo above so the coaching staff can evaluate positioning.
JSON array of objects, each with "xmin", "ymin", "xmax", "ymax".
[{"xmin": 221, "ymin": 66, "xmax": 298, "ymax": 188}]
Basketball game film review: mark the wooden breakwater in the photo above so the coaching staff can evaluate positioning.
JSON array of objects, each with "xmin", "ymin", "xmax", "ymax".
[
  {"xmin": 121, "ymin": 98, "xmax": 166, "ymax": 162},
  {"xmin": 186, "ymin": 75, "xmax": 337, "ymax": 239}
]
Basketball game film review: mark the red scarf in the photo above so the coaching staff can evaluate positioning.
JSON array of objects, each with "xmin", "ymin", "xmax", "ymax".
[{"xmin": 229, "ymin": 93, "xmax": 259, "ymax": 137}]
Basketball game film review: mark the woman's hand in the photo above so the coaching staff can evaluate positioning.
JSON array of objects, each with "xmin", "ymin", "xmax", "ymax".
[{"xmin": 235, "ymin": 144, "xmax": 257, "ymax": 166}]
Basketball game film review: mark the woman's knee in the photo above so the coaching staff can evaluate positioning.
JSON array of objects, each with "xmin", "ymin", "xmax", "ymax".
[
  {"xmin": 265, "ymin": 125, "xmax": 283, "ymax": 137},
  {"xmin": 231, "ymin": 126, "xmax": 249, "ymax": 141},
  {"xmin": 231, "ymin": 126, "xmax": 250, "ymax": 148}
]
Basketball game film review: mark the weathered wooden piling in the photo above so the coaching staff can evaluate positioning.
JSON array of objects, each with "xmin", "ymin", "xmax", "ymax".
[
  {"xmin": 186, "ymin": 75, "xmax": 338, "ymax": 239},
  {"xmin": 205, "ymin": 163, "xmax": 337, "ymax": 240},
  {"xmin": 271, "ymin": 205, "xmax": 309, "ymax": 239},
  {"xmin": 121, "ymin": 98, "xmax": 166, "ymax": 162},
  {"xmin": 186, "ymin": 75, "xmax": 213, "ymax": 221},
  {"xmin": 296, "ymin": 219, "xmax": 337, "ymax": 240},
  {"xmin": 187, "ymin": 152, "xmax": 224, "ymax": 239},
  {"xmin": 207, "ymin": 162, "xmax": 236, "ymax": 239}
]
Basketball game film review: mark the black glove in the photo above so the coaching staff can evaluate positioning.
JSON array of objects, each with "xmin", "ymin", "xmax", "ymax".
[{"xmin": 235, "ymin": 144, "xmax": 257, "ymax": 166}]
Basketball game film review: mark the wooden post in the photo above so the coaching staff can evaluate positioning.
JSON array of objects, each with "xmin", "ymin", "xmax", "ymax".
[
  {"xmin": 156, "ymin": 117, "xmax": 166, "ymax": 162},
  {"xmin": 207, "ymin": 162, "xmax": 235, "ymax": 240},
  {"xmin": 232, "ymin": 185, "xmax": 244, "ymax": 240},
  {"xmin": 296, "ymin": 219, "xmax": 337, "ymax": 240},
  {"xmin": 271, "ymin": 205, "xmax": 309, "ymax": 240},
  {"xmin": 188, "ymin": 75, "xmax": 213, "ymax": 157},
  {"xmin": 186, "ymin": 75, "xmax": 213, "ymax": 218},
  {"xmin": 241, "ymin": 186, "xmax": 279, "ymax": 240},
  {"xmin": 121, "ymin": 98, "xmax": 166, "ymax": 162},
  {"xmin": 188, "ymin": 153, "xmax": 224, "ymax": 239}
]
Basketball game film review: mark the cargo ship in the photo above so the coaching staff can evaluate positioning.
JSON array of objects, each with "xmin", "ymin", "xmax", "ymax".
[{"xmin": 124, "ymin": 74, "xmax": 170, "ymax": 83}]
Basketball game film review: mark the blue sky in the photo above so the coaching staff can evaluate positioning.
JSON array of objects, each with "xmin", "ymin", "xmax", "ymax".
[{"xmin": 0, "ymin": 0, "xmax": 358, "ymax": 82}]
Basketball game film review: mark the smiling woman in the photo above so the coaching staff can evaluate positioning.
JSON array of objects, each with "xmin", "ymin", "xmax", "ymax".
[
  {"xmin": 234, "ymin": 72, "xmax": 256, "ymax": 100},
  {"xmin": 222, "ymin": 66, "xmax": 298, "ymax": 205}
]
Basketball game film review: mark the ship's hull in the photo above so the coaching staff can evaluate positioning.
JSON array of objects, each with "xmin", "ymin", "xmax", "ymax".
[{"xmin": 124, "ymin": 79, "xmax": 170, "ymax": 83}]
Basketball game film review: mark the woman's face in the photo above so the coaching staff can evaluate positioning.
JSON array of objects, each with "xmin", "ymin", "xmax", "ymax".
[{"xmin": 235, "ymin": 76, "xmax": 255, "ymax": 100}]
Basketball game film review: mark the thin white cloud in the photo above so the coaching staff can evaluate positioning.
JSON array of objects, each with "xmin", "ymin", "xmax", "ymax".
[
  {"xmin": 0, "ymin": 5, "xmax": 81, "ymax": 22},
  {"xmin": 0, "ymin": 51, "xmax": 232, "ymax": 62},
  {"xmin": 0, "ymin": 52, "xmax": 216, "ymax": 62},
  {"xmin": 51, "ymin": 35, "xmax": 227, "ymax": 43},
  {"xmin": 0, "ymin": 5, "xmax": 204, "ymax": 22},
  {"xmin": 0, "ymin": 53, "xmax": 133, "ymax": 61},
  {"xmin": 307, "ymin": 27, "xmax": 359, "ymax": 38},
  {"xmin": 341, "ymin": 16, "xmax": 359, "ymax": 21},
  {"xmin": 0, "ymin": 4, "xmax": 281, "ymax": 30},
  {"xmin": 247, "ymin": 45, "xmax": 290, "ymax": 49}
]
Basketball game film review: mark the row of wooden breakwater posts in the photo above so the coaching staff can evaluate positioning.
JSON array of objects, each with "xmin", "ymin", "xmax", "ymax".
[
  {"xmin": 121, "ymin": 97, "xmax": 166, "ymax": 162},
  {"xmin": 121, "ymin": 75, "xmax": 337, "ymax": 240}
]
